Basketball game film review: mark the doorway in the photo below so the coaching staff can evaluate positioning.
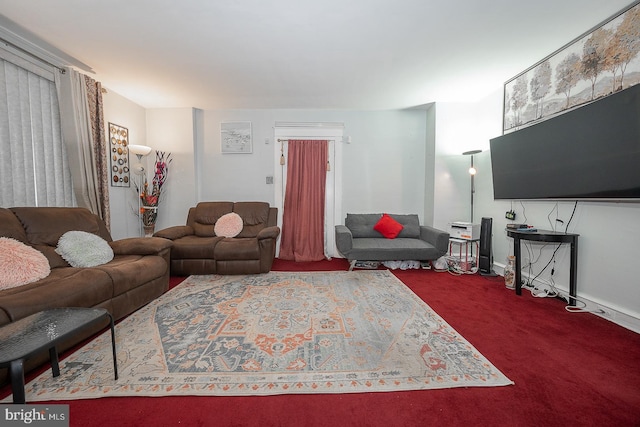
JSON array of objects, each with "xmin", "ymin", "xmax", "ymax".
[{"xmin": 274, "ymin": 122, "xmax": 344, "ymax": 258}]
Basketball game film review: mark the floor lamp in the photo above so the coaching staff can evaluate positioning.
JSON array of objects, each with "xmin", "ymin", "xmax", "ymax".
[
  {"xmin": 128, "ymin": 144, "xmax": 152, "ymax": 236},
  {"xmin": 462, "ymin": 150, "xmax": 482, "ymax": 223}
]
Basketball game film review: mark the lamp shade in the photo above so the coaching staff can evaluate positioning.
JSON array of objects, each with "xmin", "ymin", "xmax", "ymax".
[
  {"xmin": 462, "ymin": 149, "xmax": 482, "ymax": 156},
  {"xmin": 128, "ymin": 144, "xmax": 152, "ymax": 156}
]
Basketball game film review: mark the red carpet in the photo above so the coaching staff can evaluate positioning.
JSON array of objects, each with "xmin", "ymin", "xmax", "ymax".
[{"xmin": 4, "ymin": 258, "xmax": 640, "ymax": 426}]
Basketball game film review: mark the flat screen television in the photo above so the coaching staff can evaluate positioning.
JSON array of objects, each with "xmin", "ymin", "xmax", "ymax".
[{"xmin": 490, "ymin": 83, "xmax": 640, "ymax": 200}]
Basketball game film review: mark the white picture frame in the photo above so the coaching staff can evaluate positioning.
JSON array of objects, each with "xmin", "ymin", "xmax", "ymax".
[
  {"xmin": 503, "ymin": 0, "xmax": 640, "ymax": 133},
  {"xmin": 221, "ymin": 122, "xmax": 252, "ymax": 153},
  {"xmin": 108, "ymin": 122, "xmax": 131, "ymax": 187}
]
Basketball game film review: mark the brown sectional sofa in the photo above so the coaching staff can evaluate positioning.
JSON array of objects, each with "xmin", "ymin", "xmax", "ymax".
[
  {"xmin": 154, "ymin": 201, "xmax": 280, "ymax": 275},
  {"xmin": 0, "ymin": 206, "xmax": 173, "ymax": 383}
]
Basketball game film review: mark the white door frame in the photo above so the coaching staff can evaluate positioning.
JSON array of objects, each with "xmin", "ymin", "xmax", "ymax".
[{"xmin": 273, "ymin": 122, "xmax": 344, "ymax": 258}]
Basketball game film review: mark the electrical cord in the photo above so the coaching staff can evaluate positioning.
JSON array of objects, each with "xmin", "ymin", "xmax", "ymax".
[
  {"xmin": 565, "ymin": 201, "xmax": 578, "ymax": 233},
  {"xmin": 547, "ymin": 202, "xmax": 559, "ymax": 231},
  {"xmin": 525, "ymin": 201, "xmax": 578, "ymax": 287},
  {"xmin": 521, "ymin": 240, "xmax": 554, "ymax": 285},
  {"xmin": 436, "ymin": 255, "xmax": 478, "ymax": 275},
  {"xmin": 528, "ymin": 243, "xmax": 562, "ymax": 286},
  {"xmin": 514, "ymin": 201, "xmax": 596, "ymax": 313},
  {"xmin": 565, "ymin": 300, "xmax": 605, "ymax": 314},
  {"xmin": 519, "ymin": 201, "xmax": 528, "ymax": 224},
  {"xmin": 521, "ymin": 262, "xmax": 605, "ymax": 314},
  {"xmin": 526, "ymin": 274, "xmax": 559, "ymax": 298}
]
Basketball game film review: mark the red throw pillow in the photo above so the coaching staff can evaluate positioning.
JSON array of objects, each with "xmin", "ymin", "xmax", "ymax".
[{"xmin": 374, "ymin": 214, "xmax": 404, "ymax": 239}]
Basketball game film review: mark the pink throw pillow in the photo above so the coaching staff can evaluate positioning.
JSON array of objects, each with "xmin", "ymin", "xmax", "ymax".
[
  {"xmin": 374, "ymin": 214, "xmax": 404, "ymax": 239},
  {"xmin": 214, "ymin": 212, "xmax": 244, "ymax": 237},
  {"xmin": 0, "ymin": 237, "xmax": 51, "ymax": 290}
]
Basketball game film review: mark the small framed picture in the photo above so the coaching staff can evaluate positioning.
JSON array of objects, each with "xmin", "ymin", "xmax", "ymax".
[{"xmin": 221, "ymin": 122, "xmax": 252, "ymax": 153}]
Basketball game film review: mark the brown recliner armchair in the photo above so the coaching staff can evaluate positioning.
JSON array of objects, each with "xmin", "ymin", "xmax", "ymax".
[{"xmin": 154, "ymin": 201, "xmax": 280, "ymax": 275}]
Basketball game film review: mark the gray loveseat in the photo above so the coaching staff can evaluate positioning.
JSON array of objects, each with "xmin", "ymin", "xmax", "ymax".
[{"xmin": 335, "ymin": 213, "xmax": 449, "ymax": 270}]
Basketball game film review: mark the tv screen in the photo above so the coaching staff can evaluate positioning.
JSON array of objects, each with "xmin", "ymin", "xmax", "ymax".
[{"xmin": 490, "ymin": 83, "xmax": 640, "ymax": 200}]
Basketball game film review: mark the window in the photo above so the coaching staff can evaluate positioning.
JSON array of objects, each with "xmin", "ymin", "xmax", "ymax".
[{"xmin": 0, "ymin": 46, "xmax": 75, "ymax": 207}]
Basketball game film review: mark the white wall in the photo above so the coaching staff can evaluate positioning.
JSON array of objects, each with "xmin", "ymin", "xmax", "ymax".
[
  {"xmin": 106, "ymin": 88, "xmax": 640, "ymax": 331},
  {"xmin": 102, "ymin": 89, "xmax": 147, "ymax": 240},
  {"xmin": 103, "ymin": 99, "xmax": 199, "ymax": 238},
  {"xmin": 110, "ymin": 106, "xmax": 429, "ymax": 236},
  {"xmin": 190, "ymin": 109, "xmax": 429, "ymax": 224},
  {"xmin": 433, "ymin": 89, "xmax": 640, "ymax": 332},
  {"xmin": 432, "ymin": 96, "xmax": 502, "ymax": 230},
  {"xmin": 146, "ymin": 108, "xmax": 199, "ymax": 230},
  {"xmin": 423, "ymin": 103, "xmax": 436, "ymax": 226},
  {"xmin": 339, "ymin": 110, "xmax": 428, "ymax": 221}
]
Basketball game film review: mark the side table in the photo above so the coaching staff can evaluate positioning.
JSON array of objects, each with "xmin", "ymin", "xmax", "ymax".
[
  {"xmin": 0, "ymin": 307, "xmax": 118, "ymax": 404},
  {"xmin": 449, "ymin": 237, "xmax": 479, "ymax": 273}
]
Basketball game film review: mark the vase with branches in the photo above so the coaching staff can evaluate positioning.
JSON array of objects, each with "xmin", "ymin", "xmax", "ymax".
[{"xmin": 137, "ymin": 151, "xmax": 171, "ymax": 235}]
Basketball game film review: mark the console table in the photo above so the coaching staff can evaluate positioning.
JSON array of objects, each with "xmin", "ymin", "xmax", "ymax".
[{"xmin": 506, "ymin": 229, "xmax": 579, "ymax": 306}]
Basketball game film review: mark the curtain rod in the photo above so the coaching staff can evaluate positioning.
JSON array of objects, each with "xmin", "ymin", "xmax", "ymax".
[
  {"xmin": 274, "ymin": 122, "xmax": 344, "ymax": 128},
  {"xmin": 0, "ymin": 36, "xmax": 66, "ymax": 73},
  {"xmin": 277, "ymin": 139, "xmax": 336, "ymax": 142}
]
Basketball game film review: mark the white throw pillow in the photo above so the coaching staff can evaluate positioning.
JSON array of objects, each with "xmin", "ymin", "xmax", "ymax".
[{"xmin": 56, "ymin": 231, "xmax": 114, "ymax": 267}]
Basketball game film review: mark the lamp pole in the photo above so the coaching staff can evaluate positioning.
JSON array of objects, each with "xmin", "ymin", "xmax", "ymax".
[
  {"xmin": 463, "ymin": 150, "xmax": 481, "ymax": 224},
  {"xmin": 128, "ymin": 145, "xmax": 153, "ymax": 236}
]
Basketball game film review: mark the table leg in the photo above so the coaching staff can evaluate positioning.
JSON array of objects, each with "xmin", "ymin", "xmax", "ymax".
[
  {"xmin": 514, "ymin": 236, "xmax": 522, "ymax": 295},
  {"xmin": 9, "ymin": 359, "xmax": 26, "ymax": 404},
  {"xmin": 464, "ymin": 243, "xmax": 469, "ymax": 271},
  {"xmin": 569, "ymin": 238, "xmax": 578, "ymax": 306},
  {"xmin": 475, "ymin": 241, "xmax": 479, "ymax": 270},
  {"xmin": 108, "ymin": 314, "xmax": 118, "ymax": 380},
  {"xmin": 49, "ymin": 346, "xmax": 60, "ymax": 377}
]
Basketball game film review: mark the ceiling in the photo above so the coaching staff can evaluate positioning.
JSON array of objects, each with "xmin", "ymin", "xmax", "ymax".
[{"xmin": 0, "ymin": 0, "xmax": 634, "ymax": 110}]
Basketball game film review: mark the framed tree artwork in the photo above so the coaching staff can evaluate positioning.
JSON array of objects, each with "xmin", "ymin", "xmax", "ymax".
[{"xmin": 503, "ymin": 1, "xmax": 640, "ymax": 133}]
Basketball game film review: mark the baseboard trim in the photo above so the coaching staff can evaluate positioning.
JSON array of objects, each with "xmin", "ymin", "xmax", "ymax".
[{"xmin": 493, "ymin": 262, "xmax": 640, "ymax": 334}]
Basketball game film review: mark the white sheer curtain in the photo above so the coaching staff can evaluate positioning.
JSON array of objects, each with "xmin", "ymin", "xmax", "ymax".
[
  {"xmin": 56, "ymin": 67, "xmax": 103, "ymax": 218},
  {"xmin": 0, "ymin": 47, "xmax": 75, "ymax": 207}
]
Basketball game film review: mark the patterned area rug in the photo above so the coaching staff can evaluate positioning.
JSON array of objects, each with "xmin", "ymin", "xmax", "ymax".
[{"xmin": 14, "ymin": 271, "xmax": 512, "ymax": 401}]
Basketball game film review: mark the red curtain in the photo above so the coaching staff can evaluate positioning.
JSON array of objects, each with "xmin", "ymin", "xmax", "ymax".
[{"xmin": 279, "ymin": 140, "xmax": 328, "ymax": 262}]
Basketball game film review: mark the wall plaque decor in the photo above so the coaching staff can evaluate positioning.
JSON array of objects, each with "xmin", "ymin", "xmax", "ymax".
[
  {"xmin": 503, "ymin": 1, "xmax": 640, "ymax": 133},
  {"xmin": 108, "ymin": 123, "xmax": 130, "ymax": 187},
  {"xmin": 221, "ymin": 122, "xmax": 252, "ymax": 153}
]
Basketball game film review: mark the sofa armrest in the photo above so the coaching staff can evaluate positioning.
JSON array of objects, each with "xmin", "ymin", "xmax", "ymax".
[
  {"xmin": 257, "ymin": 226, "xmax": 280, "ymax": 240},
  {"xmin": 419, "ymin": 226, "xmax": 450, "ymax": 255},
  {"xmin": 335, "ymin": 225, "xmax": 353, "ymax": 254},
  {"xmin": 153, "ymin": 225, "xmax": 194, "ymax": 240},
  {"xmin": 110, "ymin": 236, "xmax": 173, "ymax": 256}
]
